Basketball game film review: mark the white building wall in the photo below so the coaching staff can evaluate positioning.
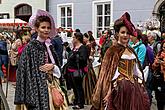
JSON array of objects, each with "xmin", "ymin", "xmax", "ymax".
[
  {"xmin": 113, "ymin": 0, "xmax": 156, "ymax": 25},
  {"xmin": 49, "ymin": 0, "xmax": 157, "ymax": 38}
]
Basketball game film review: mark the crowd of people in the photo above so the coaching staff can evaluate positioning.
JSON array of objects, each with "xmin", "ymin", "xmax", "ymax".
[{"xmin": 0, "ymin": 10, "xmax": 164, "ymax": 110}]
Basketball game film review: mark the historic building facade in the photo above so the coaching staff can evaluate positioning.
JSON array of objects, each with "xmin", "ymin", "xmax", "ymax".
[
  {"xmin": 49, "ymin": 0, "xmax": 157, "ymax": 38},
  {"xmin": 0, "ymin": 0, "xmax": 46, "ymax": 22},
  {"xmin": 153, "ymin": 0, "xmax": 165, "ymax": 32}
]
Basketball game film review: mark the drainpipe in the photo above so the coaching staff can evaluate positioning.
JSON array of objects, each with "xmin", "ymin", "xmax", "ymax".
[{"xmin": 46, "ymin": 0, "xmax": 49, "ymax": 12}]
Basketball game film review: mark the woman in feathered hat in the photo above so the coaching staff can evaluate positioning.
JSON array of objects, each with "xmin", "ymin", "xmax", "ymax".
[{"xmin": 91, "ymin": 12, "xmax": 150, "ymax": 110}]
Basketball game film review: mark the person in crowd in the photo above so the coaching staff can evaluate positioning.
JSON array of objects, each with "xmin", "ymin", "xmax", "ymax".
[
  {"xmin": 130, "ymin": 29, "xmax": 146, "ymax": 66},
  {"xmin": 148, "ymin": 31, "xmax": 161, "ymax": 56},
  {"xmin": 30, "ymin": 27, "xmax": 38, "ymax": 40},
  {"xmin": 14, "ymin": 14, "xmax": 67, "ymax": 110},
  {"xmin": 87, "ymin": 31, "xmax": 93, "ymax": 38},
  {"xmin": 15, "ymin": 38, "xmax": 23, "ymax": 58},
  {"xmin": 6, "ymin": 37, "xmax": 12, "ymax": 52},
  {"xmin": 0, "ymin": 34, "xmax": 8, "ymax": 83},
  {"xmin": 91, "ymin": 12, "xmax": 150, "ymax": 110},
  {"xmin": 51, "ymin": 34, "xmax": 63, "ymax": 66},
  {"xmin": 141, "ymin": 34, "xmax": 154, "ymax": 104},
  {"xmin": 15, "ymin": 39, "xmax": 22, "ymax": 48},
  {"xmin": 83, "ymin": 32, "xmax": 97, "ymax": 105},
  {"xmin": 87, "ymin": 31, "xmax": 97, "ymax": 47},
  {"xmin": 8, "ymin": 39, "xmax": 22, "ymax": 83},
  {"xmin": 99, "ymin": 30, "xmax": 107, "ymax": 47},
  {"xmin": 142, "ymin": 34, "xmax": 154, "ymax": 66},
  {"xmin": 63, "ymin": 42, "xmax": 71, "ymax": 60},
  {"xmin": 57, "ymin": 27, "xmax": 68, "ymax": 44},
  {"xmin": 12, "ymin": 31, "xmax": 17, "ymax": 41},
  {"xmin": 100, "ymin": 29, "xmax": 113, "ymax": 61},
  {"xmin": 152, "ymin": 40, "xmax": 165, "ymax": 110},
  {"xmin": 161, "ymin": 31, "xmax": 165, "ymax": 41},
  {"xmin": 66, "ymin": 28, "xmax": 74, "ymax": 38},
  {"xmin": 97, "ymin": 30, "xmax": 103, "ymax": 40},
  {"xmin": 0, "ymin": 46, "xmax": 8, "ymax": 55},
  {"xmin": 110, "ymin": 34, "xmax": 118, "ymax": 46},
  {"xmin": 75, "ymin": 29, "xmax": 81, "ymax": 33},
  {"xmin": 18, "ymin": 35, "xmax": 31, "ymax": 57},
  {"xmin": 64, "ymin": 32, "xmax": 88, "ymax": 109}
]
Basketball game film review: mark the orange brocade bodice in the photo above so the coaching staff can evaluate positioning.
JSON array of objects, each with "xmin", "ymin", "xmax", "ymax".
[{"xmin": 117, "ymin": 59, "xmax": 136, "ymax": 81}]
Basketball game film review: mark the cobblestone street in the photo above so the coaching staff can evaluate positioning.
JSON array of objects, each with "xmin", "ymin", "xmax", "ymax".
[{"xmin": 1, "ymin": 82, "xmax": 158, "ymax": 110}]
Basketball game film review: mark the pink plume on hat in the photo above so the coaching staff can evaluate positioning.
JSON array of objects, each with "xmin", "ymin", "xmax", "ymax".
[{"xmin": 28, "ymin": 9, "xmax": 56, "ymax": 38}]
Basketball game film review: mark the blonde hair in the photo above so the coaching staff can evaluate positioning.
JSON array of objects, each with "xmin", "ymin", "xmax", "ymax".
[{"xmin": 22, "ymin": 35, "xmax": 31, "ymax": 43}]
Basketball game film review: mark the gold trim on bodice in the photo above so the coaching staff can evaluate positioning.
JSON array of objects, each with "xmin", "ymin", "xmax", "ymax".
[{"xmin": 117, "ymin": 59, "xmax": 136, "ymax": 81}]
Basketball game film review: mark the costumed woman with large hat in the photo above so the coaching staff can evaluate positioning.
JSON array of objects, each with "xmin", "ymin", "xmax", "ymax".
[
  {"xmin": 14, "ymin": 10, "xmax": 68, "ymax": 110},
  {"xmin": 91, "ymin": 12, "xmax": 150, "ymax": 110}
]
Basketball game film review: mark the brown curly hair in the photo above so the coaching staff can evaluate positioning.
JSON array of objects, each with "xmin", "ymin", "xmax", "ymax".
[{"xmin": 34, "ymin": 16, "xmax": 51, "ymax": 28}]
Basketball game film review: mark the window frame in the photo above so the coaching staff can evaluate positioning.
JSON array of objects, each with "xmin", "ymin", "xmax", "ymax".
[
  {"xmin": 92, "ymin": 0, "xmax": 113, "ymax": 38},
  {"xmin": 57, "ymin": 3, "xmax": 74, "ymax": 30}
]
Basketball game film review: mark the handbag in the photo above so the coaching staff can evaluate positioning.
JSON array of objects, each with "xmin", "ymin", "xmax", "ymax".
[
  {"xmin": 72, "ymin": 69, "xmax": 84, "ymax": 78},
  {"xmin": 50, "ymin": 78, "xmax": 64, "ymax": 107},
  {"xmin": 72, "ymin": 54, "xmax": 85, "ymax": 78}
]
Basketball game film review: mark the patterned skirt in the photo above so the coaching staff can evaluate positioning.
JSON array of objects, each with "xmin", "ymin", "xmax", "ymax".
[{"xmin": 83, "ymin": 63, "xmax": 97, "ymax": 105}]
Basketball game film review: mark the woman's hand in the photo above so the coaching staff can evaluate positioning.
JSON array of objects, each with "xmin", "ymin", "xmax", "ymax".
[
  {"xmin": 103, "ymin": 94, "xmax": 110, "ymax": 106},
  {"xmin": 39, "ymin": 63, "xmax": 54, "ymax": 74},
  {"xmin": 154, "ymin": 56, "xmax": 160, "ymax": 65}
]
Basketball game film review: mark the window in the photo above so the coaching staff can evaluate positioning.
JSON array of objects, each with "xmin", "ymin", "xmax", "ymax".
[
  {"xmin": 0, "ymin": 13, "xmax": 9, "ymax": 19},
  {"xmin": 96, "ymin": 3, "xmax": 111, "ymax": 37},
  {"xmin": 93, "ymin": 0, "xmax": 113, "ymax": 38},
  {"xmin": 57, "ymin": 3, "xmax": 73, "ymax": 30}
]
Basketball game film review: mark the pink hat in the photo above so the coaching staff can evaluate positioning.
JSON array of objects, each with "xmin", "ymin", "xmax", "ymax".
[{"xmin": 28, "ymin": 9, "xmax": 56, "ymax": 38}]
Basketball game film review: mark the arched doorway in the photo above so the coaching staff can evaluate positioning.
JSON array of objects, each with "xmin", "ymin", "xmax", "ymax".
[
  {"xmin": 159, "ymin": 3, "xmax": 165, "ymax": 32},
  {"xmin": 14, "ymin": 4, "xmax": 32, "ymax": 22},
  {"xmin": 153, "ymin": 0, "xmax": 165, "ymax": 32}
]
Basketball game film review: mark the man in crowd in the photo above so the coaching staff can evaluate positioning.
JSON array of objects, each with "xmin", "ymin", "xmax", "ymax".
[{"xmin": 148, "ymin": 31, "xmax": 161, "ymax": 56}]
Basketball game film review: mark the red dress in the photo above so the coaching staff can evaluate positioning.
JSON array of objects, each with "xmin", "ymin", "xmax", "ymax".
[{"xmin": 9, "ymin": 66, "xmax": 17, "ymax": 82}]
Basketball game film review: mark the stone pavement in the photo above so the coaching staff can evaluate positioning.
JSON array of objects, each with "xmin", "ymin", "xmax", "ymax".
[
  {"xmin": 2, "ymin": 82, "xmax": 158, "ymax": 110},
  {"xmin": 2, "ymin": 82, "xmax": 92, "ymax": 110},
  {"xmin": 2, "ymin": 82, "xmax": 15, "ymax": 110}
]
